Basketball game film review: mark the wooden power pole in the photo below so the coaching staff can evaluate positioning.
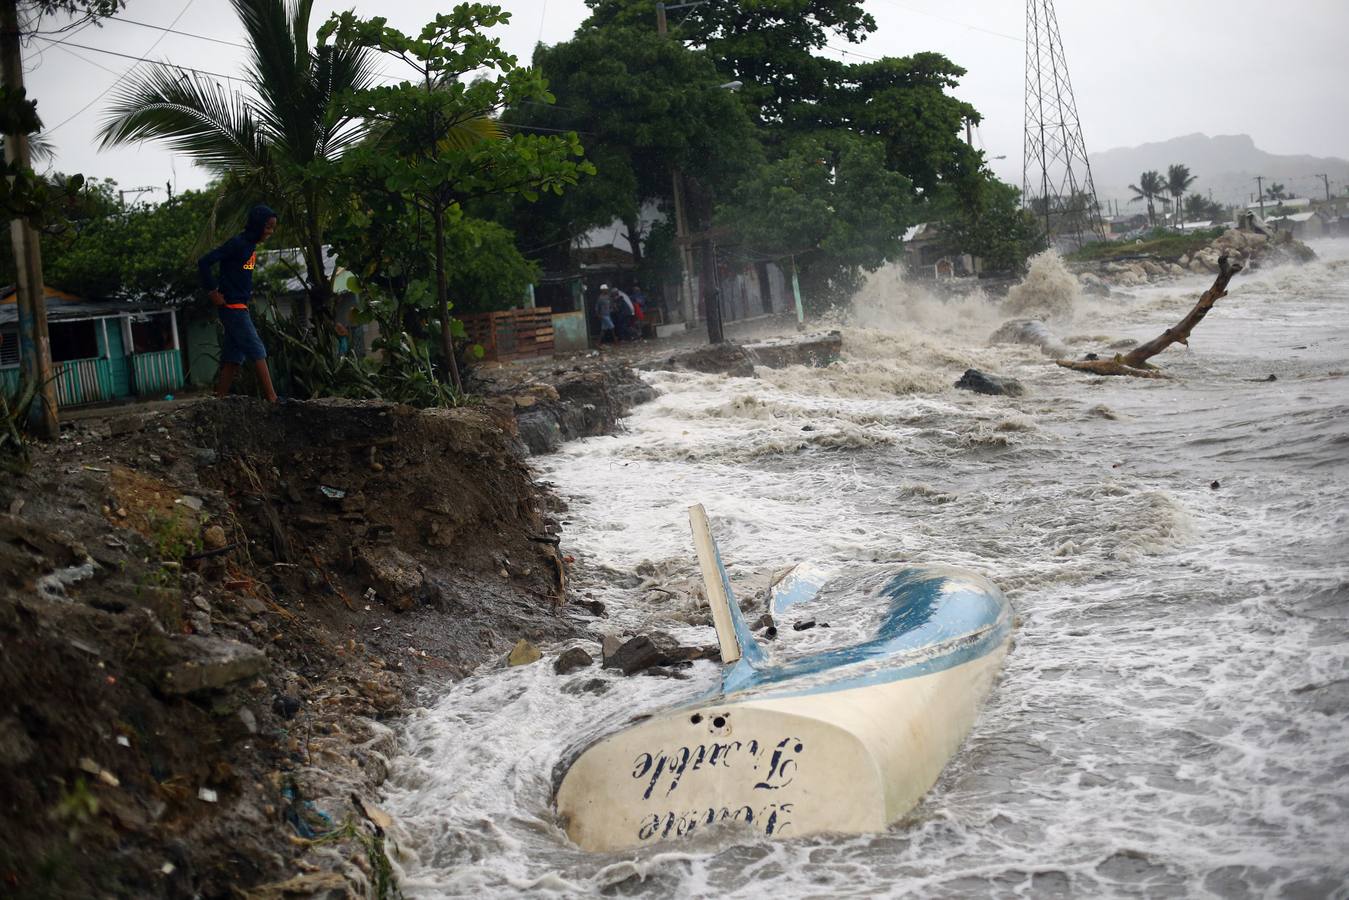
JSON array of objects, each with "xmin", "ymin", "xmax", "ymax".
[{"xmin": 1, "ymin": 0, "xmax": 58, "ymax": 438}]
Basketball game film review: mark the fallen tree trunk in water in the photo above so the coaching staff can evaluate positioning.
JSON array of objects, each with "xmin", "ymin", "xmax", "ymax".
[{"xmin": 1057, "ymin": 254, "xmax": 1244, "ymax": 377}]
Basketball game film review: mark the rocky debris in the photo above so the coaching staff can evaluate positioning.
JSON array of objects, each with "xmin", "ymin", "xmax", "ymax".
[
  {"xmin": 161, "ymin": 636, "xmax": 268, "ymax": 695},
  {"xmin": 513, "ymin": 368, "xmax": 658, "ymax": 455},
  {"xmin": 601, "ymin": 633, "xmax": 719, "ymax": 676},
  {"xmin": 955, "ymin": 369, "xmax": 1026, "ymax": 397},
  {"xmin": 646, "ymin": 342, "xmax": 758, "ymax": 378},
  {"xmin": 554, "ymin": 646, "xmax": 594, "ymax": 675},
  {"xmin": 745, "ymin": 332, "xmax": 843, "ymax": 368},
  {"xmin": 601, "ymin": 633, "xmax": 623, "ymax": 661},
  {"xmin": 988, "ymin": 319, "xmax": 1069, "ymax": 358},
  {"xmin": 354, "ymin": 545, "xmax": 433, "ymax": 613},
  {"xmin": 507, "ymin": 638, "xmax": 542, "ymax": 666}
]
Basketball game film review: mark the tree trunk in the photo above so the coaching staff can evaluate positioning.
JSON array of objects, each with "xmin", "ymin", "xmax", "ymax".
[
  {"xmin": 625, "ymin": 218, "xmax": 643, "ymax": 267},
  {"xmin": 432, "ymin": 203, "xmax": 462, "ymax": 392},
  {"xmin": 1, "ymin": 0, "xmax": 57, "ymax": 439},
  {"xmin": 1057, "ymin": 254, "xmax": 1244, "ymax": 377}
]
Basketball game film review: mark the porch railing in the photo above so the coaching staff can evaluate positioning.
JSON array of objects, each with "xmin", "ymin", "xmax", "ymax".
[
  {"xmin": 133, "ymin": 349, "xmax": 185, "ymax": 396},
  {"xmin": 54, "ymin": 357, "xmax": 113, "ymax": 407}
]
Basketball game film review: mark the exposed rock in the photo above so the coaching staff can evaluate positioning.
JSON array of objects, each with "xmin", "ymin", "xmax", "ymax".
[
  {"xmin": 646, "ymin": 342, "xmax": 757, "ymax": 378},
  {"xmin": 0, "ymin": 717, "xmax": 36, "ymax": 766},
  {"xmin": 600, "ymin": 633, "xmax": 622, "ymax": 661},
  {"xmin": 955, "ymin": 369, "xmax": 1026, "ymax": 397},
  {"xmin": 602, "ymin": 635, "xmax": 669, "ymax": 675},
  {"xmin": 507, "ymin": 639, "xmax": 542, "ymax": 666},
  {"xmin": 354, "ymin": 545, "xmax": 431, "ymax": 613},
  {"xmin": 745, "ymin": 332, "xmax": 843, "ymax": 369},
  {"xmin": 988, "ymin": 319, "xmax": 1069, "ymax": 358},
  {"xmin": 554, "ymin": 646, "xmax": 594, "ymax": 675},
  {"xmin": 161, "ymin": 637, "xmax": 268, "ymax": 695},
  {"xmin": 202, "ymin": 524, "xmax": 228, "ymax": 552}
]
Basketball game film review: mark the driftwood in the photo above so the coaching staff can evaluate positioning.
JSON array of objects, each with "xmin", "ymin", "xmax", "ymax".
[{"xmin": 1057, "ymin": 254, "xmax": 1244, "ymax": 377}]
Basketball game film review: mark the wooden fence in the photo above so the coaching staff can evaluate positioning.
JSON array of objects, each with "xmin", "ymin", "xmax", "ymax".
[{"xmin": 458, "ymin": 307, "xmax": 555, "ymax": 363}]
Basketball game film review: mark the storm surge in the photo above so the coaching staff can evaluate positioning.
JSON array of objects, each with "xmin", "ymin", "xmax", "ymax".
[{"xmin": 382, "ymin": 247, "xmax": 1349, "ymax": 898}]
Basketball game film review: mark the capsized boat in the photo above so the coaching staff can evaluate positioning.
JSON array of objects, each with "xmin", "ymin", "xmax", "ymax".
[{"xmin": 555, "ymin": 505, "xmax": 1012, "ymax": 852}]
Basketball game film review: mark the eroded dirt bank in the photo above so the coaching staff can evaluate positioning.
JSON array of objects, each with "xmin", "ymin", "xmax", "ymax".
[{"xmin": 0, "ymin": 397, "xmax": 589, "ymax": 898}]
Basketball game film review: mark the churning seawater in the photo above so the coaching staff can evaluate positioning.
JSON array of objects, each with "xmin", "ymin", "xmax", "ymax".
[{"xmin": 383, "ymin": 245, "xmax": 1349, "ymax": 898}]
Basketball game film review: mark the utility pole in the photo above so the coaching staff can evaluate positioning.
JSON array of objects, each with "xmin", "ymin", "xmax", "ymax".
[
  {"xmin": 1, "ymin": 0, "xmax": 57, "ymax": 438},
  {"xmin": 1255, "ymin": 176, "xmax": 1265, "ymax": 216},
  {"xmin": 1317, "ymin": 173, "xmax": 1330, "ymax": 204},
  {"xmin": 656, "ymin": 2, "xmax": 696, "ymax": 326}
]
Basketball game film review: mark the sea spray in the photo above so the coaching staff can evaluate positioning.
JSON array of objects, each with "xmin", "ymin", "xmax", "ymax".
[{"xmin": 1004, "ymin": 249, "xmax": 1081, "ymax": 321}]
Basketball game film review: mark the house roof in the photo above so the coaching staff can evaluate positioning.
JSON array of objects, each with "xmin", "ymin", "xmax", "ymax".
[
  {"xmin": 0, "ymin": 286, "xmax": 173, "ymax": 327},
  {"xmin": 1247, "ymin": 197, "xmax": 1310, "ymax": 210},
  {"xmin": 1267, "ymin": 212, "xmax": 1316, "ymax": 223}
]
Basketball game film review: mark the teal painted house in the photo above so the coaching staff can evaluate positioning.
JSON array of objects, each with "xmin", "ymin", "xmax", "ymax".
[{"xmin": 1, "ymin": 287, "xmax": 186, "ymax": 407}]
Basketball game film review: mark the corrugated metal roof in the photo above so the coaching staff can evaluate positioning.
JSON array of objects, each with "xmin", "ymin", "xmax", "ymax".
[{"xmin": 0, "ymin": 286, "xmax": 174, "ymax": 326}]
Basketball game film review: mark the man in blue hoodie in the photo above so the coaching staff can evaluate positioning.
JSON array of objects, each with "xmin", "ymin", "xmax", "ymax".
[{"xmin": 198, "ymin": 204, "xmax": 279, "ymax": 402}]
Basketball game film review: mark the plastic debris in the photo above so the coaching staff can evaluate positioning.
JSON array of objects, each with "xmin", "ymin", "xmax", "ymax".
[
  {"xmin": 319, "ymin": 485, "xmax": 346, "ymax": 500},
  {"xmin": 198, "ymin": 787, "xmax": 218, "ymax": 803}
]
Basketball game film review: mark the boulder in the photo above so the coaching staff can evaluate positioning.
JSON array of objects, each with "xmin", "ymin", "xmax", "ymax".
[
  {"xmin": 507, "ymin": 639, "xmax": 542, "ymax": 666},
  {"xmin": 355, "ymin": 546, "xmax": 431, "ymax": 612},
  {"xmin": 954, "ymin": 369, "xmax": 1026, "ymax": 397},
  {"xmin": 554, "ymin": 647, "xmax": 594, "ymax": 675},
  {"xmin": 988, "ymin": 319, "xmax": 1068, "ymax": 358},
  {"xmin": 161, "ymin": 636, "xmax": 267, "ymax": 695},
  {"xmin": 602, "ymin": 636, "xmax": 671, "ymax": 675}
]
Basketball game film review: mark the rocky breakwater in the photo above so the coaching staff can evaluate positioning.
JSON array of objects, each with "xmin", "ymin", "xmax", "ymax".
[
  {"xmin": 1080, "ymin": 227, "xmax": 1315, "ymax": 292},
  {"xmin": 0, "ymin": 398, "xmax": 587, "ymax": 898}
]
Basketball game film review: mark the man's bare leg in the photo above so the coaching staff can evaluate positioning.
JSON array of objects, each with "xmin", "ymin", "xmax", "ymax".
[
  {"xmin": 214, "ymin": 362, "xmax": 241, "ymax": 398},
  {"xmin": 254, "ymin": 360, "xmax": 279, "ymax": 404}
]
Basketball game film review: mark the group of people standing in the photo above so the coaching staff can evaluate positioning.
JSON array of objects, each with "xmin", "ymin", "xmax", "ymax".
[{"xmin": 594, "ymin": 283, "xmax": 646, "ymax": 344}]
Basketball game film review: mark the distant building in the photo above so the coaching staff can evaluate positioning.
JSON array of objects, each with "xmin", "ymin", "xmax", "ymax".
[{"xmin": 0, "ymin": 287, "xmax": 185, "ymax": 407}]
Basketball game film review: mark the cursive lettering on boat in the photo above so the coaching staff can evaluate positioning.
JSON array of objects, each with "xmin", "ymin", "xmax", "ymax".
[
  {"xmin": 630, "ymin": 736, "xmax": 804, "ymax": 800},
  {"xmin": 636, "ymin": 802, "xmax": 795, "ymax": 842}
]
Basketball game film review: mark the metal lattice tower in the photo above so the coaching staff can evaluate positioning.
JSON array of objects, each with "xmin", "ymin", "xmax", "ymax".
[{"xmin": 1023, "ymin": 1, "xmax": 1105, "ymax": 248}]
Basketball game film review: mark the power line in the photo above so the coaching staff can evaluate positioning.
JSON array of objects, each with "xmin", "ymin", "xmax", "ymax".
[
  {"xmin": 103, "ymin": 15, "xmax": 249, "ymax": 50},
  {"xmin": 42, "ymin": 0, "xmax": 200, "ymax": 134},
  {"xmin": 34, "ymin": 34, "xmax": 243, "ymax": 85}
]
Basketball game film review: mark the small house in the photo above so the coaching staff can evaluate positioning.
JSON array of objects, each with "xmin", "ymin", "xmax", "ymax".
[{"xmin": 0, "ymin": 286, "xmax": 185, "ymax": 407}]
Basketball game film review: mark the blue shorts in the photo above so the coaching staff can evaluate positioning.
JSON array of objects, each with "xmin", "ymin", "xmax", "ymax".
[{"xmin": 219, "ymin": 306, "xmax": 267, "ymax": 363}]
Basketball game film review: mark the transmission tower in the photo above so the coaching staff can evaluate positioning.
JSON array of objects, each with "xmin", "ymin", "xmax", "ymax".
[{"xmin": 1023, "ymin": 1, "xmax": 1105, "ymax": 248}]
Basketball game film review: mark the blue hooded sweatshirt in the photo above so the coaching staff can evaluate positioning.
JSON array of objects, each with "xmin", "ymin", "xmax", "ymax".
[{"xmin": 198, "ymin": 204, "xmax": 276, "ymax": 303}]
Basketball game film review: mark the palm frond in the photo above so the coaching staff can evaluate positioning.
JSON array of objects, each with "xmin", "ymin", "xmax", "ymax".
[{"xmin": 98, "ymin": 67, "xmax": 269, "ymax": 177}]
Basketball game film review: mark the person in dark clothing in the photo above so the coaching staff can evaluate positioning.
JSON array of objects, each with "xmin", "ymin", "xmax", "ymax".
[{"xmin": 198, "ymin": 204, "xmax": 279, "ymax": 402}]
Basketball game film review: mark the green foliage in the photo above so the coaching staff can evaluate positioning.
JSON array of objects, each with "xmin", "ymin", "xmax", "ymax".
[
  {"xmin": 43, "ymin": 189, "xmax": 218, "ymax": 301},
  {"xmin": 323, "ymin": 4, "xmax": 591, "ymax": 384},
  {"xmin": 941, "ymin": 178, "xmax": 1046, "ymax": 274},
  {"xmin": 1068, "ymin": 227, "xmax": 1224, "ymax": 263},
  {"xmin": 719, "ymin": 131, "xmax": 913, "ymax": 304},
  {"xmin": 584, "ymin": 0, "xmax": 876, "ymax": 126},
  {"xmin": 1129, "ymin": 170, "xmax": 1168, "ymax": 227},
  {"xmin": 1184, "ymin": 193, "xmax": 1226, "ymax": 223}
]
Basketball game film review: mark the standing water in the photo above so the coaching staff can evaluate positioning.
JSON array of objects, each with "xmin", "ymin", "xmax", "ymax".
[{"xmin": 384, "ymin": 246, "xmax": 1349, "ymax": 898}]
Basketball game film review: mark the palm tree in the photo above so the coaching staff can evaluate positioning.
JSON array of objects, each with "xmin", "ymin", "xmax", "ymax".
[
  {"xmin": 97, "ymin": 0, "xmax": 377, "ymax": 319},
  {"xmin": 1166, "ymin": 164, "xmax": 1197, "ymax": 228},
  {"xmin": 1128, "ymin": 170, "xmax": 1167, "ymax": 228},
  {"xmin": 1264, "ymin": 182, "xmax": 1287, "ymax": 201}
]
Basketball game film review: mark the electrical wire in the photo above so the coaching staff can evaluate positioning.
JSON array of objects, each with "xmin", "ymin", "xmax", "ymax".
[
  {"xmin": 43, "ymin": 0, "xmax": 200, "ymax": 135},
  {"xmin": 869, "ymin": 0, "xmax": 1024, "ymax": 43}
]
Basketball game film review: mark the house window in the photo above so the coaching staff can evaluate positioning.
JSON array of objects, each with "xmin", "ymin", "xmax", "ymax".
[
  {"xmin": 0, "ymin": 326, "xmax": 17, "ymax": 368},
  {"xmin": 49, "ymin": 320, "xmax": 99, "ymax": 362},
  {"xmin": 130, "ymin": 312, "xmax": 174, "ymax": 353}
]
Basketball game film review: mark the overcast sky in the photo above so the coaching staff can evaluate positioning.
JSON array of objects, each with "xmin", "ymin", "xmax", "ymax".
[{"xmin": 23, "ymin": 0, "xmax": 1349, "ymax": 202}]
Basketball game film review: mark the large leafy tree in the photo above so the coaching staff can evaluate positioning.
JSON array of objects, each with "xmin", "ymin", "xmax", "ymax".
[
  {"xmin": 322, "ymin": 5, "xmax": 591, "ymax": 389},
  {"xmin": 496, "ymin": 24, "xmax": 759, "ymax": 281},
  {"xmin": 718, "ymin": 130, "xmax": 913, "ymax": 304},
  {"xmin": 585, "ymin": 0, "xmax": 874, "ymax": 126},
  {"xmin": 1129, "ymin": 170, "xmax": 1167, "ymax": 227},
  {"xmin": 44, "ymin": 189, "xmax": 218, "ymax": 302},
  {"xmin": 97, "ymin": 0, "xmax": 378, "ymax": 320},
  {"xmin": 941, "ymin": 178, "xmax": 1045, "ymax": 275}
]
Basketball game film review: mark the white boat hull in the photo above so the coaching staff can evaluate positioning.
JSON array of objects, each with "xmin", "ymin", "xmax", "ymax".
[{"xmin": 556, "ymin": 641, "xmax": 1009, "ymax": 852}]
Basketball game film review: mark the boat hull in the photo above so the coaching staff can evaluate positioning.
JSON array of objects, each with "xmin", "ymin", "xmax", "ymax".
[{"xmin": 556, "ymin": 640, "xmax": 1009, "ymax": 852}]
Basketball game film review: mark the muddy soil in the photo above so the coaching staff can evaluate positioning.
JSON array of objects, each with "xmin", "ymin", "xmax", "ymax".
[{"xmin": 0, "ymin": 398, "xmax": 588, "ymax": 899}]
